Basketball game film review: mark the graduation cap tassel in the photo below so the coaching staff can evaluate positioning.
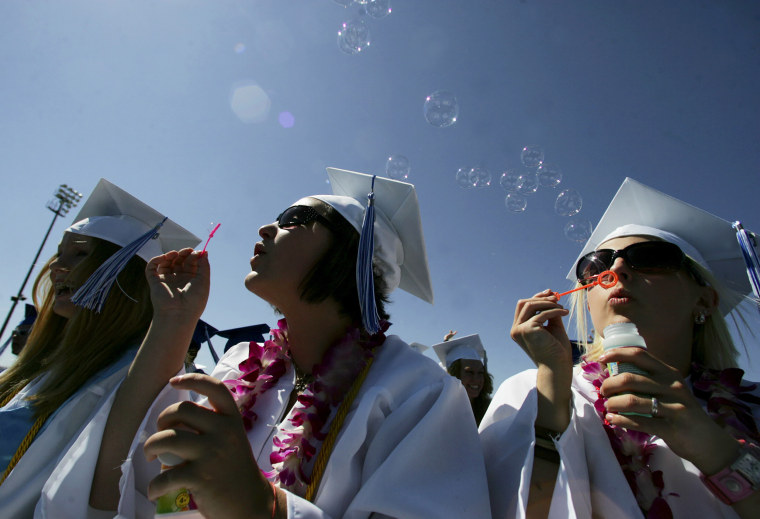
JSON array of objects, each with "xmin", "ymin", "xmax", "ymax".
[
  {"xmin": 733, "ymin": 221, "xmax": 760, "ymax": 299},
  {"xmin": 71, "ymin": 217, "xmax": 168, "ymax": 313},
  {"xmin": 356, "ymin": 176, "xmax": 381, "ymax": 335}
]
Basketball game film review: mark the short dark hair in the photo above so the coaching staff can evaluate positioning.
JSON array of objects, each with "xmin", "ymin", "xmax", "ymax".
[{"xmin": 298, "ymin": 198, "xmax": 390, "ymax": 326}]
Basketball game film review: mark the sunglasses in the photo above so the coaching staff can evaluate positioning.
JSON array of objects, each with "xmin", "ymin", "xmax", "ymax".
[
  {"xmin": 575, "ymin": 241, "xmax": 686, "ymax": 285},
  {"xmin": 276, "ymin": 205, "xmax": 331, "ymax": 229}
]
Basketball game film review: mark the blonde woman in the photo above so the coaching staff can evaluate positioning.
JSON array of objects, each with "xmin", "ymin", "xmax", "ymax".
[
  {"xmin": 0, "ymin": 179, "xmax": 198, "ymax": 517},
  {"xmin": 480, "ymin": 178, "xmax": 760, "ymax": 518}
]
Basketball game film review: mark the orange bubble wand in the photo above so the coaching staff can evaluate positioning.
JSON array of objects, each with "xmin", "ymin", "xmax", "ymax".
[{"xmin": 552, "ymin": 270, "xmax": 618, "ymax": 300}]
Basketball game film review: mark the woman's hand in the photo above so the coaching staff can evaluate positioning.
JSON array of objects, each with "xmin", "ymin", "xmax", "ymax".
[
  {"xmin": 512, "ymin": 290, "xmax": 573, "ymax": 432},
  {"xmin": 144, "ymin": 374, "xmax": 279, "ymax": 519},
  {"xmin": 511, "ymin": 289, "xmax": 572, "ymax": 371},
  {"xmin": 600, "ymin": 347, "xmax": 740, "ymax": 475},
  {"xmin": 146, "ymin": 248, "xmax": 210, "ymax": 321}
]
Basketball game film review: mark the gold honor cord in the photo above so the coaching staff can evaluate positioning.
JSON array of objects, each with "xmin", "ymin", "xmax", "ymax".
[
  {"xmin": 0, "ymin": 389, "xmax": 53, "ymax": 486},
  {"xmin": 304, "ymin": 355, "xmax": 375, "ymax": 502}
]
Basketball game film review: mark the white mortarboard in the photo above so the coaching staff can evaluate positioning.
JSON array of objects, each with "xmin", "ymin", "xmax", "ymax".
[
  {"xmin": 68, "ymin": 178, "xmax": 200, "ymax": 312},
  {"xmin": 432, "ymin": 334, "xmax": 486, "ymax": 369},
  {"xmin": 67, "ymin": 178, "xmax": 200, "ymax": 261},
  {"xmin": 567, "ymin": 177, "xmax": 759, "ymax": 314},
  {"xmin": 312, "ymin": 167, "xmax": 434, "ymax": 333},
  {"xmin": 408, "ymin": 342, "xmax": 429, "ymax": 354}
]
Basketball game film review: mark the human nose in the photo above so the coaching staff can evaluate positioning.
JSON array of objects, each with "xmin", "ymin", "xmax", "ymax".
[
  {"xmin": 258, "ymin": 222, "xmax": 277, "ymax": 239},
  {"xmin": 50, "ymin": 255, "xmax": 69, "ymax": 274},
  {"xmin": 607, "ymin": 255, "xmax": 632, "ymax": 281}
]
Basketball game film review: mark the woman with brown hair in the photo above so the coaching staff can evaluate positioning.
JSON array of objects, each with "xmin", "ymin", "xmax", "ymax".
[
  {"xmin": 79, "ymin": 168, "xmax": 490, "ymax": 518},
  {"xmin": 0, "ymin": 179, "xmax": 198, "ymax": 517}
]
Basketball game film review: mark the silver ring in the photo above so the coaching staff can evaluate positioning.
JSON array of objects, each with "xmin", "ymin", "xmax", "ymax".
[{"xmin": 650, "ymin": 397, "xmax": 659, "ymax": 418}]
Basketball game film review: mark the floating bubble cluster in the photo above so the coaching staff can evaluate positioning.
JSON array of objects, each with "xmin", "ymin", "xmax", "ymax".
[
  {"xmin": 536, "ymin": 163, "xmax": 562, "ymax": 188},
  {"xmin": 338, "ymin": 18, "xmax": 371, "ymax": 55},
  {"xmin": 505, "ymin": 193, "xmax": 528, "ymax": 213},
  {"xmin": 386, "ymin": 154, "xmax": 410, "ymax": 180},
  {"xmin": 564, "ymin": 217, "xmax": 594, "ymax": 242},
  {"xmin": 520, "ymin": 146, "xmax": 544, "ymax": 168},
  {"xmin": 555, "ymin": 188, "xmax": 583, "ymax": 217},
  {"xmin": 424, "ymin": 90, "xmax": 459, "ymax": 128}
]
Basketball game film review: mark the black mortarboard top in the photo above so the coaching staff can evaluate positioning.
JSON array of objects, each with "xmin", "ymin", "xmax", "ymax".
[
  {"xmin": 192, "ymin": 319, "xmax": 219, "ymax": 346},
  {"xmin": 20, "ymin": 304, "xmax": 37, "ymax": 326},
  {"xmin": 219, "ymin": 324, "xmax": 271, "ymax": 353}
]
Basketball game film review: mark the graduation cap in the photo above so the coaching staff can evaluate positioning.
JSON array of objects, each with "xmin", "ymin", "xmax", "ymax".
[
  {"xmin": 568, "ymin": 177, "xmax": 759, "ymax": 314},
  {"xmin": 191, "ymin": 319, "xmax": 220, "ymax": 362},
  {"xmin": 68, "ymin": 179, "xmax": 201, "ymax": 312},
  {"xmin": 432, "ymin": 334, "xmax": 487, "ymax": 369},
  {"xmin": 408, "ymin": 342, "xmax": 429, "ymax": 354},
  {"xmin": 218, "ymin": 324, "xmax": 271, "ymax": 353},
  {"xmin": 312, "ymin": 167, "xmax": 434, "ymax": 333}
]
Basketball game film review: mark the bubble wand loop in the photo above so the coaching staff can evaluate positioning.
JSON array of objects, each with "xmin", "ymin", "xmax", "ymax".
[
  {"xmin": 552, "ymin": 270, "xmax": 618, "ymax": 300},
  {"xmin": 201, "ymin": 223, "xmax": 221, "ymax": 254}
]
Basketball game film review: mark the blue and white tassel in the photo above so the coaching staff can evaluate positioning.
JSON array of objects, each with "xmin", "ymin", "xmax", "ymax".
[
  {"xmin": 356, "ymin": 176, "xmax": 381, "ymax": 334},
  {"xmin": 733, "ymin": 221, "xmax": 760, "ymax": 299},
  {"xmin": 71, "ymin": 217, "xmax": 167, "ymax": 313}
]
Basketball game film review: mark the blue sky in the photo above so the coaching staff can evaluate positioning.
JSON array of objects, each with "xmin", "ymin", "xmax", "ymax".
[{"xmin": 2, "ymin": 0, "xmax": 759, "ymax": 386}]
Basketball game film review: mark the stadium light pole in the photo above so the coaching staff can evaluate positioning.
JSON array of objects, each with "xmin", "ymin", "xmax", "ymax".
[{"xmin": 0, "ymin": 185, "xmax": 83, "ymax": 341}]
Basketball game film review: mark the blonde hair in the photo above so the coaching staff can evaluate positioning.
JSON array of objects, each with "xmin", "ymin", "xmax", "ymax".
[
  {"xmin": 0, "ymin": 237, "xmax": 153, "ymax": 419},
  {"xmin": 568, "ymin": 255, "xmax": 751, "ymax": 371}
]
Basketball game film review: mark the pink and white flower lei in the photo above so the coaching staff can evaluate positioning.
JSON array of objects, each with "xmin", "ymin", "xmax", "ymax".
[
  {"xmin": 224, "ymin": 318, "xmax": 388, "ymax": 496},
  {"xmin": 580, "ymin": 358, "xmax": 676, "ymax": 518}
]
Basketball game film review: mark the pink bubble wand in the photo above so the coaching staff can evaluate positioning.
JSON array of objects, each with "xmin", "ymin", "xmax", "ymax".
[
  {"xmin": 201, "ymin": 223, "xmax": 221, "ymax": 254},
  {"xmin": 552, "ymin": 270, "xmax": 618, "ymax": 300}
]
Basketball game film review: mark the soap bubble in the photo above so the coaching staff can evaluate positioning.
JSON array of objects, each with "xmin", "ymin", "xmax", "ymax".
[
  {"xmin": 230, "ymin": 81, "xmax": 271, "ymax": 123},
  {"xmin": 333, "ymin": 0, "xmax": 354, "ymax": 6},
  {"xmin": 424, "ymin": 91, "xmax": 459, "ymax": 128},
  {"xmin": 234, "ymin": 43, "xmax": 246, "ymax": 54},
  {"xmin": 456, "ymin": 167, "xmax": 474, "ymax": 188},
  {"xmin": 338, "ymin": 18, "xmax": 371, "ymax": 55},
  {"xmin": 499, "ymin": 169, "xmax": 521, "ymax": 193},
  {"xmin": 555, "ymin": 188, "xmax": 583, "ymax": 216},
  {"xmin": 386, "ymin": 154, "xmax": 410, "ymax": 180},
  {"xmin": 505, "ymin": 193, "xmax": 528, "ymax": 213},
  {"xmin": 536, "ymin": 163, "xmax": 562, "ymax": 188},
  {"xmin": 520, "ymin": 146, "xmax": 544, "ymax": 168},
  {"xmin": 564, "ymin": 217, "xmax": 593, "ymax": 242},
  {"xmin": 366, "ymin": 0, "xmax": 391, "ymax": 18},
  {"xmin": 469, "ymin": 166, "xmax": 491, "ymax": 188},
  {"xmin": 516, "ymin": 172, "xmax": 538, "ymax": 194}
]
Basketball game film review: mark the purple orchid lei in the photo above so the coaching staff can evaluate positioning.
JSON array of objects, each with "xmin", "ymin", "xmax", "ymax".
[
  {"xmin": 582, "ymin": 358, "xmax": 760, "ymax": 518},
  {"xmin": 224, "ymin": 318, "xmax": 388, "ymax": 496},
  {"xmin": 580, "ymin": 358, "xmax": 675, "ymax": 518}
]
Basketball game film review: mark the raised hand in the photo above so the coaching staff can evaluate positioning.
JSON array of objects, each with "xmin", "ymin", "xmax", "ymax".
[
  {"xmin": 511, "ymin": 289, "xmax": 572, "ymax": 370},
  {"xmin": 146, "ymin": 248, "xmax": 210, "ymax": 321},
  {"xmin": 144, "ymin": 374, "xmax": 280, "ymax": 519}
]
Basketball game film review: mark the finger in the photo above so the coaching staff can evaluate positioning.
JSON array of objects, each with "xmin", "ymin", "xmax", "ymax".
[
  {"xmin": 143, "ymin": 428, "xmax": 204, "ymax": 463},
  {"xmin": 147, "ymin": 251, "xmax": 180, "ymax": 275},
  {"xmin": 604, "ymin": 410, "xmax": 663, "ymax": 435},
  {"xmin": 604, "ymin": 392, "xmax": 657, "ymax": 415},
  {"xmin": 170, "ymin": 373, "xmax": 239, "ymax": 416},
  {"xmin": 156, "ymin": 400, "xmax": 222, "ymax": 434},
  {"xmin": 147, "ymin": 463, "xmax": 197, "ymax": 501},
  {"xmin": 515, "ymin": 298, "xmax": 564, "ymax": 323}
]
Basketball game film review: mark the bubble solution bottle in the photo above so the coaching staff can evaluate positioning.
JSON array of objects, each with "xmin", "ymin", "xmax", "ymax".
[
  {"xmin": 154, "ymin": 454, "xmax": 202, "ymax": 518},
  {"xmin": 602, "ymin": 322, "xmax": 650, "ymax": 416}
]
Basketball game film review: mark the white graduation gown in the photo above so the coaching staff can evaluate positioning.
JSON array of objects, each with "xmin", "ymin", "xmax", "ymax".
[
  {"xmin": 38, "ymin": 335, "xmax": 492, "ymax": 518},
  {"xmin": 0, "ymin": 349, "xmax": 136, "ymax": 518},
  {"xmin": 479, "ymin": 368, "xmax": 760, "ymax": 519}
]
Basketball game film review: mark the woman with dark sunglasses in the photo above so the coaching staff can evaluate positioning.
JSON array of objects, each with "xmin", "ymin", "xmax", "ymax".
[
  {"xmin": 480, "ymin": 178, "xmax": 760, "ymax": 519},
  {"xmin": 66, "ymin": 168, "xmax": 490, "ymax": 518}
]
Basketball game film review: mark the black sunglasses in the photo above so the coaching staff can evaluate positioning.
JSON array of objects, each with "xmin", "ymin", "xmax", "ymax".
[
  {"xmin": 276, "ymin": 205, "xmax": 331, "ymax": 229},
  {"xmin": 575, "ymin": 241, "xmax": 686, "ymax": 285}
]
